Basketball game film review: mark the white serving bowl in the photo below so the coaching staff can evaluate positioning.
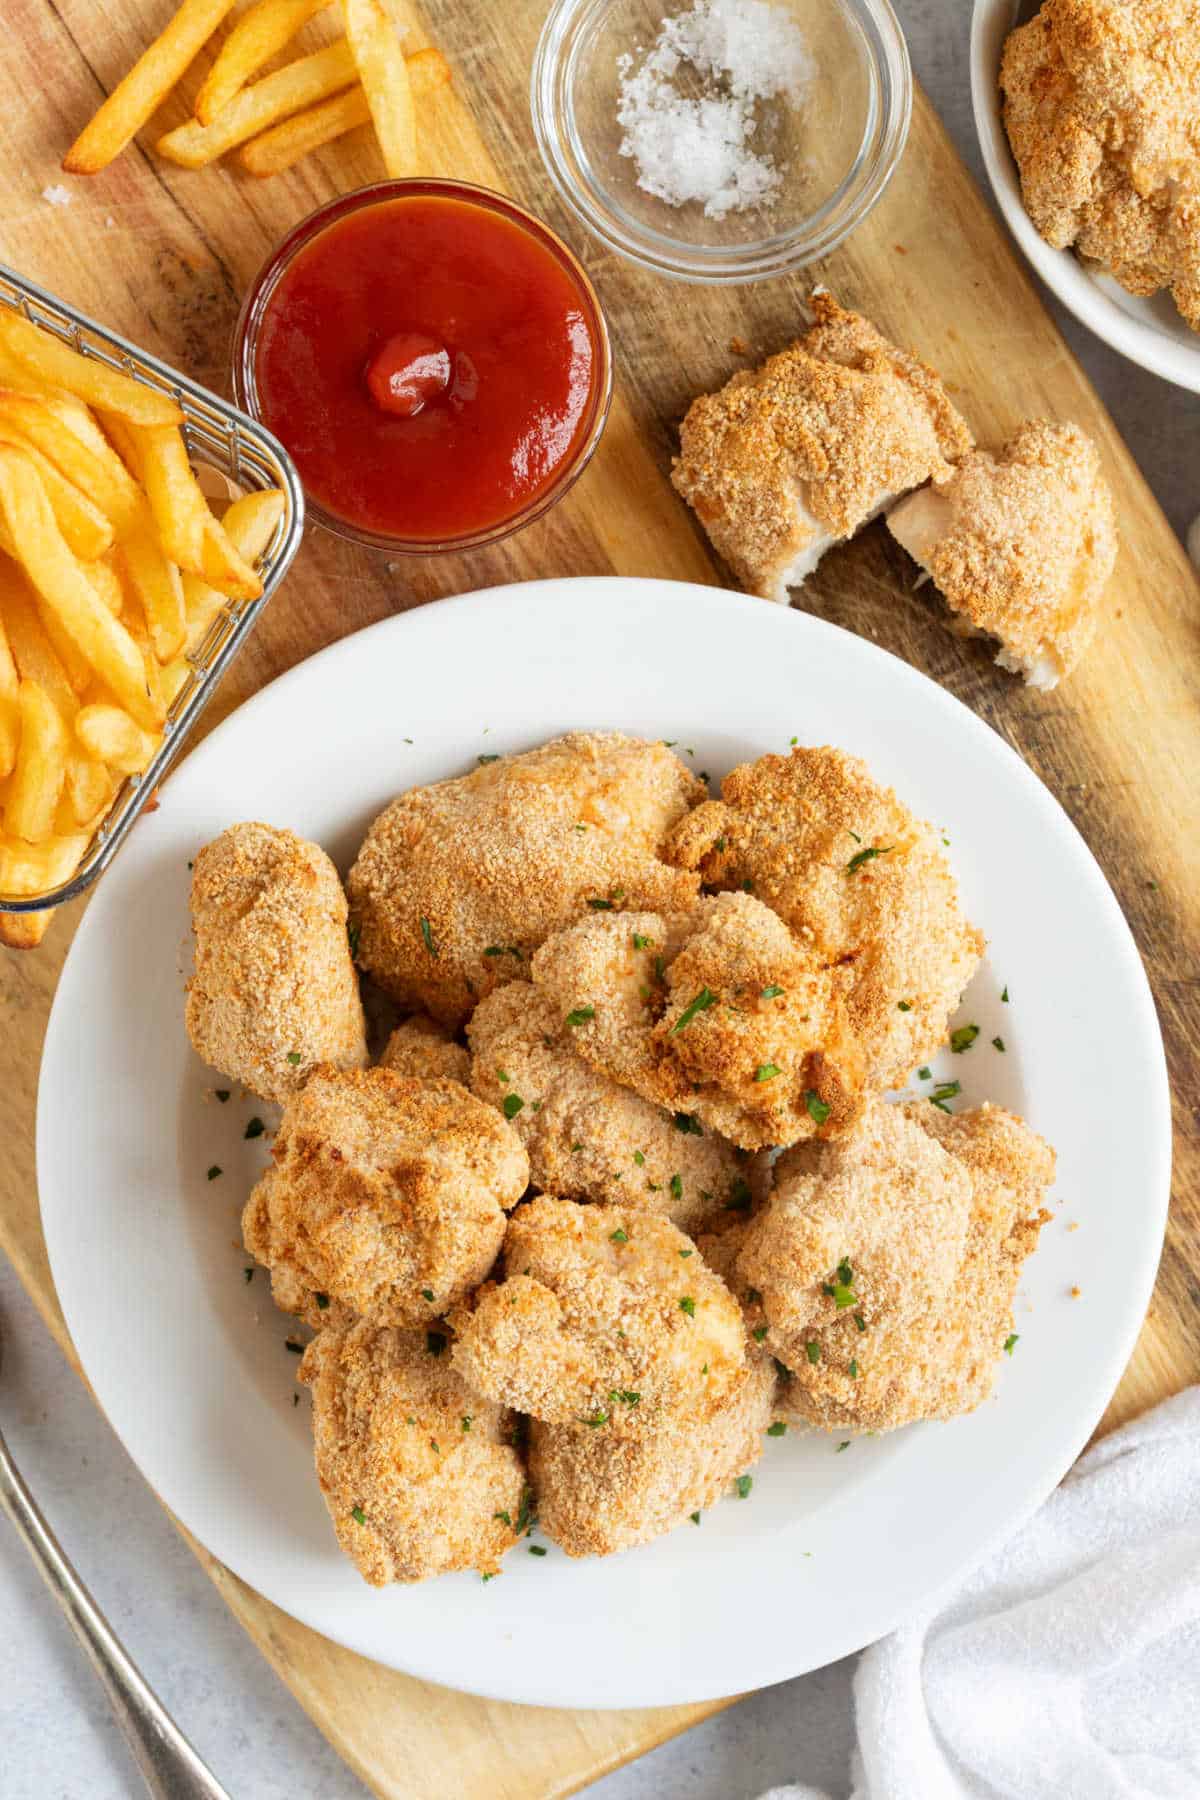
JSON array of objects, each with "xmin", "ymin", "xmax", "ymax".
[{"xmin": 970, "ymin": 0, "xmax": 1200, "ymax": 395}]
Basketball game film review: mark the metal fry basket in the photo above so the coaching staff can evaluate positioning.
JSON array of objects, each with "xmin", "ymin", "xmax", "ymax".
[{"xmin": 0, "ymin": 261, "xmax": 305, "ymax": 916}]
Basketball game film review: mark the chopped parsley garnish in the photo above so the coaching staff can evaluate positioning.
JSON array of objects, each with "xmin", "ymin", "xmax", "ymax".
[
  {"xmin": 286, "ymin": 1050, "xmax": 302, "ymax": 1065},
  {"xmin": 690, "ymin": 1511, "xmax": 701, "ymax": 1524},
  {"xmin": 854, "ymin": 1312, "xmax": 867, "ymax": 1332},
  {"xmin": 285, "ymin": 1339, "xmax": 303, "ymax": 1354},
  {"xmin": 847, "ymin": 829, "xmax": 862, "ymax": 844},
  {"xmin": 516, "ymin": 1487, "xmax": 536, "ymax": 1537},
  {"xmin": 929, "ymin": 1080, "xmax": 961, "ymax": 1112},
  {"xmin": 847, "ymin": 845, "xmax": 893, "ymax": 875},
  {"xmin": 992, "ymin": 1036, "xmax": 1006, "ymax": 1052},
  {"xmin": 761, "ymin": 984, "xmax": 784, "ymax": 999},
  {"xmin": 587, "ymin": 897, "xmax": 614, "ymax": 910},
  {"xmin": 714, "ymin": 837, "xmax": 726, "ymax": 852},
  {"xmin": 767, "ymin": 1421, "xmax": 787, "ymax": 1437},
  {"xmin": 1004, "ymin": 1333, "xmax": 1019, "ymax": 1355},
  {"xmin": 420, "ymin": 1288, "xmax": 434, "ymax": 1302},
  {"xmin": 426, "ymin": 1330, "xmax": 447, "ymax": 1357},
  {"xmin": 633, "ymin": 1150, "xmax": 645, "ymax": 1166},
  {"xmin": 207, "ymin": 1165, "xmax": 222, "ymax": 1181},
  {"xmin": 741, "ymin": 878, "xmax": 754, "ymax": 893},
  {"xmin": 679, "ymin": 1296, "xmax": 696, "ymax": 1317},
  {"xmin": 669, "ymin": 1173, "xmax": 683, "ymax": 1200},
  {"xmin": 917, "ymin": 1067, "xmax": 932, "ymax": 1081},
  {"xmin": 528, "ymin": 1545, "xmax": 547, "ymax": 1556},
  {"xmin": 726, "ymin": 1177, "xmax": 753, "ymax": 1212},
  {"xmin": 494, "ymin": 1510, "xmax": 512, "ymax": 1527},
  {"xmin": 825, "ymin": 1283, "xmax": 856, "ymax": 1310},
  {"xmin": 950, "ymin": 1024, "xmax": 979, "ymax": 1053},
  {"xmin": 897, "ymin": 1000, "xmax": 911, "ymax": 1013},
  {"xmin": 574, "ymin": 822, "xmax": 587, "ymax": 832},
  {"xmin": 351, "ymin": 1506, "xmax": 367, "ymax": 1526},
  {"xmin": 679, "ymin": 1249, "xmax": 693, "ymax": 1258},
  {"xmin": 477, "ymin": 753, "xmax": 500, "ymax": 764},
  {"xmin": 316, "ymin": 1293, "xmax": 330, "ymax": 1310},
  {"xmin": 580, "ymin": 1409, "xmax": 609, "ymax": 1428},
  {"xmin": 461, "ymin": 1415, "xmax": 472, "ymax": 1432},
  {"xmin": 572, "ymin": 1143, "xmax": 584, "ymax": 1154},
  {"xmin": 610, "ymin": 1227, "xmax": 629, "ymax": 1244},
  {"xmin": 670, "ymin": 987, "xmax": 716, "ymax": 1033},
  {"xmin": 753, "ymin": 1325, "xmax": 768, "ymax": 1342},
  {"xmin": 565, "ymin": 1006, "xmax": 595, "ymax": 1027},
  {"xmin": 502, "ymin": 1093, "xmax": 524, "ymax": 1120},
  {"xmin": 609, "ymin": 1389, "xmax": 640, "ymax": 1407},
  {"xmin": 754, "ymin": 1063, "xmax": 781, "ymax": 1082},
  {"xmin": 483, "ymin": 945, "xmax": 522, "ymax": 959},
  {"xmin": 347, "ymin": 921, "xmax": 361, "ymax": 958},
  {"xmin": 674, "ymin": 1111, "xmax": 703, "ymax": 1135},
  {"xmin": 632, "ymin": 932, "xmax": 652, "ymax": 950},
  {"xmin": 806, "ymin": 1342, "xmax": 821, "ymax": 1364},
  {"xmin": 244, "ymin": 1267, "xmax": 253, "ymax": 1283},
  {"xmin": 419, "ymin": 915, "xmax": 438, "ymax": 958},
  {"xmin": 496, "ymin": 1068, "xmax": 510, "ymax": 1083},
  {"xmin": 1001, "ymin": 986, "xmax": 1010, "ymax": 1002},
  {"xmin": 836, "ymin": 1441, "xmax": 850, "ymax": 1453},
  {"xmin": 215, "ymin": 1089, "xmax": 230, "ymax": 1103},
  {"xmin": 848, "ymin": 1360, "xmax": 859, "ymax": 1379},
  {"xmin": 805, "ymin": 1090, "xmax": 831, "ymax": 1126},
  {"xmin": 746, "ymin": 1288, "xmax": 761, "ymax": 1305},
  {"xmin": 244, "ymin": 1117, "xmax": 265, "ymax": 1140},
  {"xmin": 734, "ymin": 1475, "xmax": 753, "ymax": 1499},
  {"xmin": 837, "ymin": 1259, "xmax": 853, "ymax": 1286}
]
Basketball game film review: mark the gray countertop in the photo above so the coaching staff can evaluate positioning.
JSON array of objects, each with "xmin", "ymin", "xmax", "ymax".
[{"xmin": 1, "ymin": 6, "xmax": 1195, "ymax": 1798}]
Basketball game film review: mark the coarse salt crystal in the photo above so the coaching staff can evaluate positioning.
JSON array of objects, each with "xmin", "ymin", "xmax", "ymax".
[
  {"xmin": 616, "ymin": 0, "xmax": 812, "ymax": 219},
  {"xmin": 41, "ymin": 184, "xmax": 73, "ymax": 207}
]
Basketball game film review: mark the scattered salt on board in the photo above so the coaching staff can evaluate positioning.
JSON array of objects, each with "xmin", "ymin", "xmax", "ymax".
[
  {"xmin": 41, "ymin": 184, "xmax": 73, "ymax": 207},
  {"xmin": 616, "ymin": 0, "xmax": 812, "ymax": 219}
]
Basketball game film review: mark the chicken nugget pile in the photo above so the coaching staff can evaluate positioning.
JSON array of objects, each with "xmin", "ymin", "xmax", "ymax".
[{"xmin": 186, "ymin": 730, "xmax": 1056, "ymax": 1587}]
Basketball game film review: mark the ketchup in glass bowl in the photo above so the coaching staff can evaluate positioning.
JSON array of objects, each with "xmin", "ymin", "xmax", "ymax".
[{"xmin": 233, "ymin": 180, "xmax": 613, "ymax": 553}]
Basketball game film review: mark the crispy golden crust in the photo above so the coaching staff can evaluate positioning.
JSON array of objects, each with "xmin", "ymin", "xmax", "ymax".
[
  {"xmin": 530, "ymin": 1354, "xmax": 777, "ymax": 1556},
  {"xmin": 242, "ymin": 1175, "xmax": 358, "ymax": 1332},
  {"xmin": 346, "ymin": 733, "xmax": 705, "ymax": 1027},
  {"xmin": 451, "ymin": 1197, "xmax": 746, "ymax": 1435},
  {"xmin": 665, "ymin": 748, "xmax": 985, "ymax": 1088},
  {"xmin": 1001, "ymin": 0, "xmax": 1200, "ymax": 331},
  {"xmin": 530, "ymin": 893, "xmax": 866, "ymax": 1150},
  {"xmin": 671, "ymin": 291, "xmax": 973, "ymax": 600},
  {"xmin": 186, "ymin": 822, "xmax": 367, "ymax": 1103},
  {"xmin": 300, "ymin": 1321, "xmax": 525, "ymax": 1585},
  {"xmin": 378, "ymin": 1014, "xmax": 471, "ymax": 1084},
  {"xmin": 888, "ymin": 420, "xmax": 1117, "ymax": 687},
  {"xmin": 466, "ymin": 981, "xmax": 748, "ymax": 1230},
  {"xmin": 738, "ymin": 1097, "xmax": 973, "ymax": 1368},
  {"xmin": 242, "ymin": 1066, "xmax": 528, "ymax": 1327},
  {"xmin": 778, "ymin": 1103, "xmax": 1055, "ymax": 1433}
]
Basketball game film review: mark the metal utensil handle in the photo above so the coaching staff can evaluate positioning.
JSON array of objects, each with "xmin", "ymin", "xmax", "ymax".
[{"xmin": 0, "ymin": 1427, "xmax": 233, "ymax": 1800}]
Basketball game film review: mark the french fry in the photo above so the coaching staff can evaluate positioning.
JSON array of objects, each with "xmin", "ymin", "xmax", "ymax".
[
  {"xmin": 0, "ymin": 391, "xmax": 149, "ymax": 537},
  {"xmin": 118, "ymin": 528, "xmax": 187, "ymax": 662},
  {"xmin": 342, "ymin": 0, "xmax": 417, "ymax": 176},
  {"xmin": 123, "ymin": 612, "xmax": 168, "ymax": 722},
  {"xmin": 75, "ymin": 703, "xmax": 160, "ymax": 775},
  {"xmin": 182, "ymin": 488, "xmax": 284, "ymax": 650},
  {"xmin": 63, "ymin": 0, "xmax": 238, "ymax": 174},
  {"xmin": 34, "ymin": 598, "xmax": 92, "ymax": 696},
  {"xmin": 0, "ymin": 907, "xmax": 53, "ymax": 947},
  {"xmin": 0, "ymin": 614, "xmax": 16, "ymax": 779},
  {"xmin": 160, "ymin": 656, "xmax": 192, "ymax": 706},
  {"xmin": 0, "ymin": 430, "xmax": 113, "ymax": 560},
  {"xmin": 239, "ymin": 47, "xmax": 449, "ymax": 175},
  {"xmin": 0, "ymin": 831, "xmax": 89, "ymax": 897},
  {"xmin": 0, "ymin": 314, "xmax": 183, "ymax": 427},
  {"xmin": 63, "ymin": 751, "xmax": 115, "ymax": 829},
  {"xmin": 0, "ymin": 452, "xmax": 162, "ymax": 731},
  {"xmin": 5, "ymin": 680, "xmax": 67, "ymax": 842},
  {"xmin": 195, "ymin": 0, "xmax": 332, "ymax": 123},
  {"xmin": 87, "ymin": 554, "xmax": 125, "ymax": 617},
  {"xmin": 0, "ymin": 564, "xmax": 78, "ymax": 721},
  {"xmin": 133, "ymin": 424, "xmax": 210, "ymax": 570},
  {"xmin": 200, "ymin": 514, "xmax": 263, "ymax": 600},
  {"xmin": 157, "ymin": 40, "xmax": 357, "ymax": 165}
]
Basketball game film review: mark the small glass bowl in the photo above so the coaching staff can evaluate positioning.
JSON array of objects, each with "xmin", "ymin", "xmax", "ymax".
[
  {"xmin": 232, "ymin": 179, "xmax": 614, "ymax": 555},
  {"xmin": 532, "ymin": 0, "xmax": 912, "ymax": 284}
]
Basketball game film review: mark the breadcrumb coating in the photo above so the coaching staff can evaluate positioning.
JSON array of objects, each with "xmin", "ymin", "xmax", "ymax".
[
  {"xmin": 346, "ymin": 733, "xmax": 705, "ymax": 1027},
  {"xmin": 738, "ymin": 1097, "xmax": 973, "ymax": 1369},
  {"xmin": 531, "ymin": 893, "xmax": 866, "ymax": 1150},
  {"xmin": 887, "ymin": 420, "xmax": 1117, "ymax": 688},
  {"xmin": 777, "ymin": 1103, "xmax": 1055, "ymax": 1433},
  {"xmin": 665, "ymin": 748, "xmax": 984, "ymax": 1087},
  {"xmin": 186, "ymin": 822, "xmax": 367, "ymax": 1103},
  {"xmin": 530, "ymin": 1354, "xmax": 776, "ymax": 1556},
  {"xmin": 1001, "ymin": 0, "xmax": 1200, "ymax": 331},
  {"xmin": 300, "ymin": 1320, "xmax": 525, "ymax": 1585},
  {"xmin": 379, "ymin": 1014, "xmax": 471, "ymax": 1084},
  {"xmin": 242, "ymin": 1173, "xmax": 357, "ymax": 1332},
  {"xmin": 242, "ymin": 1066, "xmax": 528, "ymax": 1326},
  {"xmin": 672, "ymin": 291, "xmax": 973, "ymax": 601},
  {"xmin": 451, "ymin": 1197, "xmax": 746, "ymax": 1434},
  {"xmin": 467, "ymin": 981, "xmax": 747, "ymax": 1230}
]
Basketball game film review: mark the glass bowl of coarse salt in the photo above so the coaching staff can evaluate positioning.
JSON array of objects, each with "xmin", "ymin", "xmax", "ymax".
[{"xmin": 532, "ymin": 0, "xmax": 911, "ymax": 283}]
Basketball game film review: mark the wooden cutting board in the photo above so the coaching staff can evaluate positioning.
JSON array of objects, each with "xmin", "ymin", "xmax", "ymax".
[{"xmin": 2, "ymin": 1, "xmax": 1198, "ymax": 1794}]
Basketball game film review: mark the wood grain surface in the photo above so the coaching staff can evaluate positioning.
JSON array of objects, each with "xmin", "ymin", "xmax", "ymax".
[{"xmin": 1, "ymin": 1, "xmax": 1197, "ymax": 1795}]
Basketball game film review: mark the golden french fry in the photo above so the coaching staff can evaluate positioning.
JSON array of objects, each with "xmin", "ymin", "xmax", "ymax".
[
  {"xmin": 157, "ymin": 40, "xmax": 356, "ymax": 165},
  {"xmin": 87, "ymin": 554, "xmax": 125, "ymax": 617},
  {"xmin": 0, "ymin": 391, "xmax": 148, "ymax": 536},
  {"xmin": 118, "ymin": 529, "xmax": 186, "ymax": 662},
  {"xmin": 0, "ymin": 907, "xmax": 52, "ymax": 947},
  {"xmin": 343, "ymin": 0, "xmax": 416, "ymax": 176},
  {"xmin": 0, "ymin": 564, "xmax": 78, "ymax": 721},
  {"xmin": 0, "ymin": 430, "xmax": 112, "ymax": 560},
  {"xmin": 63, "ymin": 750, "xmax": 115, "ymax": 828},
  {"xmin": 199, "ymin": 514, "xmax": 262, "ymax": 600},
  {"xmin": 5, "ymin": 680, "xmax": 67, "ymax": 842},
  {"xmin": 195, "ymin": 0, "xmax": 332, "ymax": 123},
  {"xmin": 63, "ymin": 0, "xmax": 238, "ymax": 174},
  {"xmin": 182, "ymin": 488, "xmax": 283, "ymax": 650},
  {"xmin": 0, "ymin": 699, "xmax": 16, "ymax": 781},
  {"xmin": 34, "ymin": 598, "xmax": 92, "ymax": 696},
  {"xmin": 123, "ymin": 612, "xmax": 168, "ymax": 720},
  {"xmin": 0, "ymin": 314, "xmax": 183, "ymax": 427},
  {"xmin": 133, "ymin": 424, "xmax": 209, "ymax": 571},
  {"xmin": 239, "ymin": 47, "xmax": 449, "ymax": 174},
  {"xmin": 0, "ymin": 600, "xmax": 16, "ymax": 700},
  {"xmin": 75, "ymin": 703, "xmax": 160, "ymax": 775},
  {"xmin": 0, "ymin": 452, "xmax": 162, "ymax": 731},
  {"xmin": 0, "ymin": 830, "xmax": 89, "ymax": 896}
]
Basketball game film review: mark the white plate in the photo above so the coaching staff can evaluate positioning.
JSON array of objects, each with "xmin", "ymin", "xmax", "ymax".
[
  {"xmin": 37, "ymin": 578, "xmax": 1170, "ymax": 1708},
  {"xmin": 971, "ymin": 0, "xmax": 1200, "ymax": 394}
]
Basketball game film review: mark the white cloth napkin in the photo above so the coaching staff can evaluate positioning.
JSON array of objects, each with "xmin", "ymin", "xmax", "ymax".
[{"xmin": 760, "ymin": 1385, "xmax": 1200, "ymax": 1800}]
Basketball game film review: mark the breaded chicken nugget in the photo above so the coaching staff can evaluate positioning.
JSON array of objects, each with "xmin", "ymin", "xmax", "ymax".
[
  {"xmin": 347, "ymin": 733, "xmax": 705, "ymax": 1027},
  {"xmin": 243, "ymin": 1066, "xmax": 528, "ymax": 1326},
  {"xmin": 665, "ymin": 747, "xmax": 984, "ymax": 1087},
  {"xmin": 379, "ymin": 1014, "xmax": 471, "ymax": 1084},
  {"xmin": 300, "ymin": 1320, "xmax": 525, "ymax": 1585},
  {"xmin": 451, "ymin": 1197, "xmax": 745, "ymax": 1433},
  {"xmin": 467, "ymin": 981, "xmax": 751, "ymax": 1231},
  {"xmin": 887, "ymin": 420, "xmax": 1117, "ymax": 688},
  {"xmin": 186, "ymin": 822, "xmax": 367, "ymax": 1102},
  {"xmin": 777, "ymin": 1102, "xmax": 1055, "ymax": 1433},
  {"xmin": 243, "ymin": 1173, "xmax": 357, "ymax": 1331},
  {"xmin": 737, "ymin": 1097, "xmax": 973, "ymax": 1370},
  {"xmin": 531, "ymin": 1353, "xmax": 776, "ymax": 1556},
  {"xmin": 1001, "ymin": 0, "xmax": 1200, "ymax": 333},
  {"xmin": 672, "ymin": 291, "xmax": 973, "ymax": 601},
  {"xmin": 531, "ymin": 893, "xmax": 865, "ymax": 1150}
]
